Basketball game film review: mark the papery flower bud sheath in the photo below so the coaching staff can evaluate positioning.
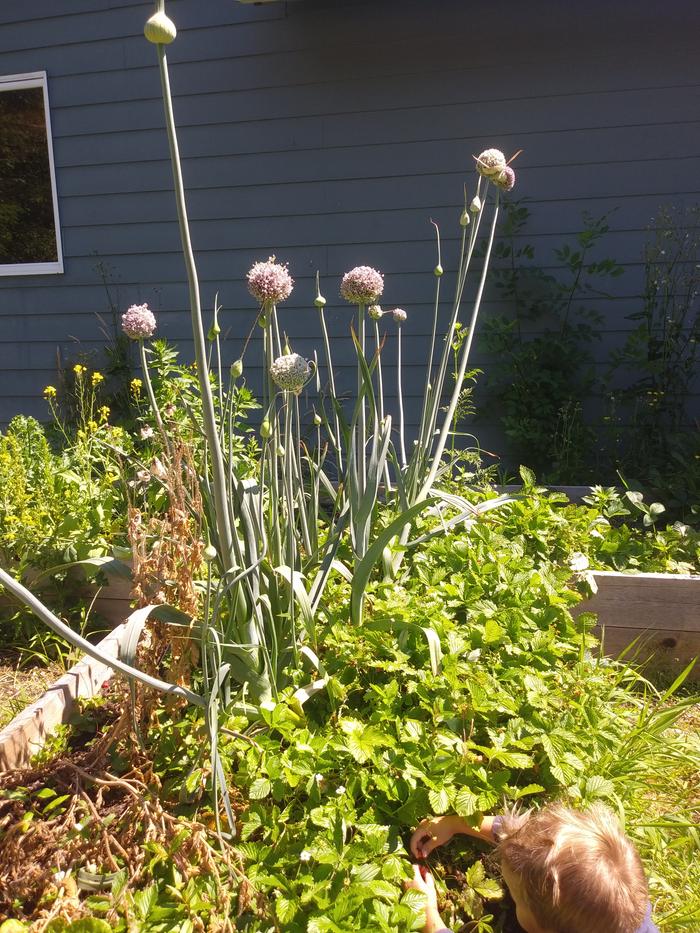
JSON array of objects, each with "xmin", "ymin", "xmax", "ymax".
[
  {"xmin": 270, "ymin": 352, "xmax": 312, "ymax": 394},
  {"xmin": 340, "ymin": 266, "xmax": 384, "ymax": 305},
  {"xmin": 231, "ymin": 359, "xmax": 244, "ymax": 379},
  {"xmin": 434, "ymin": 264, "xmax": 444, "ymax": 277},
  {"xmin": 121, "ymin": 303, "xmax": 156, "ymax": 340},
  {"xmin": 475, "ymin": 148, "xmax": 506, "ymax": 177},
  {"xmin": 260, "ymin": 419, "xmax": 272, "ymax": 439},
  {"xmin": 144, "ymin": 11, "xmax": 177, "ymax": 45},
  {"xmin": 247, "ymin": 256, "xmax": 293, "ymax": 306},
  {"xmin": 470, "ymin": 196, "xmax": 482, "ymax": 213}
]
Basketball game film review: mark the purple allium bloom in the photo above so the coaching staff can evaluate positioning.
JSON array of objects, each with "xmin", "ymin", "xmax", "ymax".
[
  {"xmin": 340, "ymin": 266, "xmax": 384, "ymax": 305},
  {"xmin": 270, "ymin": 352, "xmax": 312, "ymax": 394},
  {"xmin": 475, "ymin": 148, "xmax": 507, "ymax": 178},
  {"xmin": 495, "ymin": 166, "xmax": 516, "ymax": 191},
  {"xmin": 247, "ymin": 256, "xmax": 294, "ymax": 306},
  {"xmin": 121, "ymin": 303, "xmax": 156, "ymax": 340},
  {"xmin": 392, "ymin": 308, "xmax": 407, "ymax": 324}
]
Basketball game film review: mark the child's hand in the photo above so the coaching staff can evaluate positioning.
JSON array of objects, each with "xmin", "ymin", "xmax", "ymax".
[
  {"xmin": 405, "ymin": 865, "xmax": 444, "ymax": 933},
  {"xmin": 410, "ymin": 815, "xmax": 458, "ymax": 858}
]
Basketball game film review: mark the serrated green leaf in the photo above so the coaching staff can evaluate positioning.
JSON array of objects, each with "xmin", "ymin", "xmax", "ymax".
[
  {"xmin": 428, "ymin": 787, "xmax": 450, "ymax": 814},
  {"xmin": 249, "ymin": 778, "xmax": 272, "ymax": 800}
]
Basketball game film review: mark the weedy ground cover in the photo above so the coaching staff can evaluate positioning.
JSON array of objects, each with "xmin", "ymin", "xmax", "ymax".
[{"xmin": 0, "ymin": 493, "xmax": 698, "ymax": 930}]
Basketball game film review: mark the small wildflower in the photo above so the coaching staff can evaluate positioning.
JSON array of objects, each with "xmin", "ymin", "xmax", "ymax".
[
  {"xmin": 494, "ymin": 165, "xmax": 516, "ymax": 191},
  {"xmin": 392, "ymin": 308, "xmax": 407, "ymax": 324},
  {"xmin": 121, "ymin": 303, "xmax": 156, "ymax": 340},
  {"xmin": 152, "ymin": 458, "xmax": 168, "ymax": 479},
  {"xmin": 368, "ymin": 304, "xmax": 383, "ymax": 321},
  {"xmin": 247, "ymin": 256, "xmax": 294, "ymax": 306},
  {"xmin": 140, "ymin": 425, "xmax": 154, "ymax": 440},
  {"xmin": 340, "ymin": 266, "xmax": 384, "ymax": 305},
  {"xmin": 91, "ymin": 371, "xmax": 105, "ymax": 386},
  {"xmin": 43, "ymin": 385, "xmax": 57, "ymax": 398},
  {"xmin": 475, "ymin": 148, "xmax": 507, "ymax": 177},
  {"xmin": 467, "ymin": 648, "xmax": 482, "ymax": 662},
  {"xmin": 87, "ymin": 420, "xmax": 99, "ymax": 433},
  {"xmin": 299, "ymin": 850, "xmax": 312, "ymax": 863},
  {"xmin": 270, "ymin": 352, "xmax": 312, "ymax": 395},
  {"xmin": 73, "ymin": 364, "xmax": 87, "ymax": 377},
  {"xmin": 136, "ymin": 469, "xmax": 151, "ymax": 484},
  {"xmin": 99, "ymin": 405, "xmax": 110, "ymax": 422},
  {"xmin": 130, "ymin": 378, "xmax": 143, "ymax": 397},
  {"xmin": 568, "ymin": 552, "xmax": 589, "ymax": 573},
  {"xmin": 335, "ymin": 785, "xmax": 346, "ymax": 795},
  {"xmin": 164, "ymin": 403, "xmax": 176, "ymax": 417}
]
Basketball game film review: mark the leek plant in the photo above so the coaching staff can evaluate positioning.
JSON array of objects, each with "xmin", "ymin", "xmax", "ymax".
[{"xmin": 0, "ymin": 0, "xmax": 520, "ymax": 833}]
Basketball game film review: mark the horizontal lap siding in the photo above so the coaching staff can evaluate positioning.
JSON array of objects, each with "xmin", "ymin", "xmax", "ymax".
[{"xmin": 0, "ymin": 0, "xmax": 698, "ymax": 436}]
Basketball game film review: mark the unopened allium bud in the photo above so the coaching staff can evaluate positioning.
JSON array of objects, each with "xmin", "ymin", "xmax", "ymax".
[
  {"xmin": 260, "ymin": 419, "xmax": 272, "ymax": 439},
  {"xmin": 247, "ymin": 256, "xmax": 293, "ymax": 306},
  {"xmin": 144, "ymin": 10, "xmax": 177, "ymax": 45},
  {"xmin": 470, "ymin": 196, "xmax": 482, "ymax": 213},
  {"xmin": 313, "ymin": 412, "xmax": 322, "ymax": 426},
  {"xmin": 276, "ymin": 444, "xmax": 285, "ymax": 457},
  {"xmin": 314, "ymin": 294, "xmax": 327, "ymax": 308},
  {"xmin": 203, "ymin": 544, "xmax": 218, "ymax": 562},
  {"xmin": 270, "ymin": 352, "xmax": 312, "ymax": 395},
  {"xmin": 434, "ymin": 264, "xmax": 444, "ymax": 277},
  {"xmin": 368, "ymin": 304, "xmax": 383, "ymax": 321},
  {"xmin": 475, "ymin": 148, "xmax": 507, "ymax": 177},
  {"xmin": 207, "ymin": 322, "xmax": 220, "ymax": 341},
  {"xmin": 392, "ymin": 308, "xmax": 407, "ymax": 324},
  {"xmin": 122, "ymin": 303, "xmax": 156, "ymax": 340},
  {"xmin": 494, "ymin": 166, "xmax": 516, "ymax": 192},
  {"xmin": 340, "ymin": 266, "xmax": 384, "ymax": 305},
  {"xmin": 459, "ymin": 208, "xmax": 471, "ymax": 227},
  {"xmin": 231, "ymin": 359, "xmax": 244, "ymax": 379}
]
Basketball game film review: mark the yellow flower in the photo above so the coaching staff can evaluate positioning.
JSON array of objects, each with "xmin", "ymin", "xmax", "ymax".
[
  {"xmin": 73, "ymin": 364, "xmax": 87, "ymax": 377},
  {"xmin": 43, "ymin": 385, "xmax": 57, "ymax": 398},
  {"xmin": 91, "ymin": 371, "xmax": 105, "ymax": 386},
  {"xmin": 130, "ymin": 378, "xmax": 143, "ymax": 397},
  {"xmin": 87, "ymin": 420, "xmax": 99, "ymax": 433},
  {"xmin": 99, "ymin": 405, "xmax": 110, "ymax": 423}
]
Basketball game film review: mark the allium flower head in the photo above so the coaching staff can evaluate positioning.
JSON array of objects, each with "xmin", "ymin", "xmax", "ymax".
[
  {"xmin": 340, "ymin": 266, "xmax": 384, "ymax": 305},
  {"xmin": 122, "ymin": 303, "xmax": 156, "ymax": 340},
  {"xmin": 475, "ymin": 148, "xmax": 507, "ymax": 177},
  {"xmin": 368, "ymin": 304, "xmax": 383, "ymax": 321},
  {"xmin": 247, "ymin": 256, "xmax": 294, "ymax": 306},
  {"xmin": 495, "ymin": 165, "xmax": 516, "ymax": 192},
  {"xmin": 270, "ymin": 352, "xmax": 312, "ymax": 394},
  {"xmin": 392, "ymin": 308, "xmax": 407, "ymax": 324}
]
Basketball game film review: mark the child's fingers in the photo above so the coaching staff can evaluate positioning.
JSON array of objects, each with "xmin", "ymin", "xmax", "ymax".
[{"xmin": 410, "ymin": 824, "xmax": 436, "ymax": 858}]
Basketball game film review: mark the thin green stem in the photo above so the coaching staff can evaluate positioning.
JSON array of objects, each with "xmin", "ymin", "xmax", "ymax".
[{"xmin": 156, "ymin": 42, "xmax": 234, "ymax": 571}]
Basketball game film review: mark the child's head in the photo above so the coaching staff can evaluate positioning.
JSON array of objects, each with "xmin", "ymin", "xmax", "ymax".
[{"xmin": 494, "ymin": 803, "xmax": 649, "ymax": 933}]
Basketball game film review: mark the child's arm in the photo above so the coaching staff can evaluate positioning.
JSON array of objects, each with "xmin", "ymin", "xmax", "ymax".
[{"xmin": 410, "ymin": 814, "xmax": 496, "ymax": 858}]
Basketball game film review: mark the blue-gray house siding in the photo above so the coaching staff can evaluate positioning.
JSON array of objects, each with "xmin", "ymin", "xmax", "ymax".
[{"xmin": 0, "ymin": 0, "xmax": 698, "ymax": 452}]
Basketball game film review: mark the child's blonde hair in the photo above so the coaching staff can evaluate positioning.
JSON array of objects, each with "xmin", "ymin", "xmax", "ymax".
[{"xmin": 495, "ymin": 802, "xmax": 649, "ymax": 933}]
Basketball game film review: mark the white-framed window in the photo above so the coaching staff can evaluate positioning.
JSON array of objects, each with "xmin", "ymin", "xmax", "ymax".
[{"xmin": 0, "ymin": 71, "xmax": 63, "ymax": 276}]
